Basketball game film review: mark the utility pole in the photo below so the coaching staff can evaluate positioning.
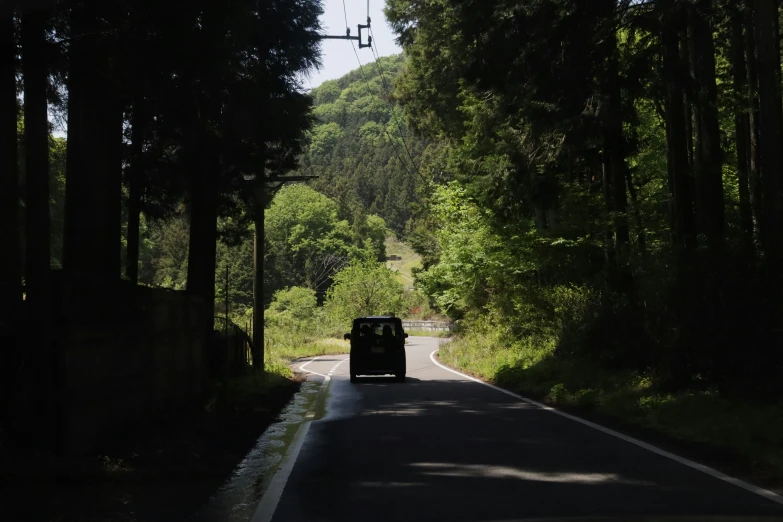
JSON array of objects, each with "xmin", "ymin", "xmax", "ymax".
[
  {"xmin": 251, "ymin": 174, "xmax": 318, "ymax": 371},
  {"xmin": 245, "ymin": 11, "xmax": 374, "ymax": 371},
  {"xmin": 320, "ymin": 24, "xmax": 372, "ymax": 48}
]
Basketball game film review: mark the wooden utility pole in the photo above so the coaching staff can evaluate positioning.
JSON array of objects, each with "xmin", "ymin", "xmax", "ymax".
[{"xmin": 251, "ymin": 175, "xmax": 317, "ymax": 371}]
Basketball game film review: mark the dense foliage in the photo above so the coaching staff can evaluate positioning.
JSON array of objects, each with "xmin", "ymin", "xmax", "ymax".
[
  {"xmin": 385, "ymin": 0, "xmax": 783, "ymax": 398},
  {"xmin": 132, "ymin": 53, "xmax": 423, "ymax": 320}
]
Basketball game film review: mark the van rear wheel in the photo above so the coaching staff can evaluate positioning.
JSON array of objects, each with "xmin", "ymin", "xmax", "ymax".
[{"xmin": 395, "ymin": 372, "xmax": 405, "ymax": 382}]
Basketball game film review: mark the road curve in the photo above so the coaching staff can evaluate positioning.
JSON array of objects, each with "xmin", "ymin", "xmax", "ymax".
[{"xmin": 258, "ymin": 336, "xmax": 783, "ymax": 522}]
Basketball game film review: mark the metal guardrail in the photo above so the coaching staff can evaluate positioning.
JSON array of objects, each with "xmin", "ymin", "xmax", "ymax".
[{"xmin": 402, "ymin": 320, "xmax": 453, "ymax": 332}]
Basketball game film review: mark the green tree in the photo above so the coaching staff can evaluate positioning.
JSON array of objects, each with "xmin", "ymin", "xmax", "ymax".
[
  {"xmin": 143, "ymin": 214, "xmax": 190, "ymax": 290},
  {"xmin": 264, "ymin": 184, "xmax": 355, "ymax": 298},
  {"xmin": 215, "ymin": 224, "xmax": 255, "ymax": 317},
  {"xmin": 49, "ymin": 136, "xmax": 66, "ymax": 268},
  {"xmin": 365, "ymin": 214, "xmax": 389, "ymax": 261},
  {"xmin": 325, "ymin": 259, "xmax": 405, "ymax": 325},
  {"xmin": 309, "ymin": 122, "xmax": 344, "ymax": 155}
]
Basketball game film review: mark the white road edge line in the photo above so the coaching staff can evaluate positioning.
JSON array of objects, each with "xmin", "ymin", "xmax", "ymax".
[
  {"xmin": 429, "ymin": 349, "xmax": 783, "ymax": 506},
  {"xmin": 298, "ymin": 356, "xmax": 328, "ymax": 378},
  {"xmin": 250, "ymin": 356, "xmax": 349, "ymax": 522}
]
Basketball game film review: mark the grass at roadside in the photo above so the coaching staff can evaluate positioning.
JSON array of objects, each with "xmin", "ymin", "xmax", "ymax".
[
  {"xmin": 225, "ymin": 329, "xmax": 348, "ymax": 419},
  {"xmin": 385, "ymin": 236, "xmax": 421, "ymax": 287},
  {"xmin": 218, "ymin": 363, "xmax": 298, "ymax": 411},
  {"xmin": 264, "ymin": 328, "xmax": 349, "ymax": 369},
  {"xmin": 438, "ymin": 332, "xmax": 783, "ymax": 479}
]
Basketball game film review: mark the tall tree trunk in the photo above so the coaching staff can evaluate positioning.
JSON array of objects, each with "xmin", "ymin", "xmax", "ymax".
[
  {"xmin": 730, "ymin": 7, "xmax": 754, "ymax": 247},
  {"xmin": 689, "ymin": 0, "xmax": 725, "ymax": 254},
  {"xmin": 22, "ymin": 9, "xmax": 50, "ymax": 312},
  {"xmin": 604, "ymin": 35, "xmax": 630, "ymax": 256},
  {"xmin": 186, "ymin": 152, "xmax": 219, "ymax": 316},
  {"xmin": 0, "ymin": 13, "xmax": 20, "ymax": 438},
  {"xmin": 0, "ymin": 15, "xmax": 20, "ymax": 324},
  {"xmin": 599, "ymin": 29, "xmax": 629, "ymax": 294},
  {"xmin": 105, "ymin": 98, "xmax": 123, "ymax": 279},
  {"xmin": 64, "ymin": 1, "xmax": 121, "ymax": 282},
  {"xmin": 754, "ymin": 0, "xmax": 783, "ymax": 268},
  {"xmin": 686, "ymin": 23, "xmax": 703, "ymax": 232},
  {"xmin": 126, "ymin": 100, "xmax": 145, "ymax": 284},
  {"xmin": 601, "ymin": 155, "xmax": 617, "ymax": 276},
  {"xmin": 745, "ymin": 2, "xmax": 764, "ymax": 241},
  {"xmin": 185, "ymin": 6, "xmax": 224, "ymax": 358},
  {"xmin": 685, "ymin": 96, "xmax": 695, "ymax": 169},
  {"xmin": 21, "ymin": 6, "xmax": 57, "ymax": 454},
  {"xmin": 773, "ymin": 1, "xmax": 783, "ymax": 156},
  {"xmin": 626, "ymin": 168, "xmax": 647, "ymax": 257},
  {"xmin": 681, "ymin": 34, "xmax": 695, "ymax": 170},
  {"xmin": 663, "ymin": 8, "xmax": 696, "ymax": 256},
  {"xmin": 185, "ymin": 164, "xmax": 218, "ymax": 393},
  {"xmin": 665, "ymin": 107, "xmax": 677, "ymax": 246}
]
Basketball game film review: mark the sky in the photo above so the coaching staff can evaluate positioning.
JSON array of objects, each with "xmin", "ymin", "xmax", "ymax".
[{"xmin": 303, "ymin": 0, "xmax": 402, "ymax": 90}]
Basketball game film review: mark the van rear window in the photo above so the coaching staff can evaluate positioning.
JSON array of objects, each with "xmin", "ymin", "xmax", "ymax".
[{"xmin": 356, "ymin": 322, "xmax": 397, "ymax": 336}]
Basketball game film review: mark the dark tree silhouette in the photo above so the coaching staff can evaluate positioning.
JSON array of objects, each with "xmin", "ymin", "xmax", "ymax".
[
  {"xmin": 754, "ymin": 0, "xmax": 783, "ymax": 270},
  {"xmin": 21, "ymin": 7, "xmax": 51, "ymax": 310},
  {"xmin": 0, "ymin": 13, "xmax": 20, "ymax": 326}
]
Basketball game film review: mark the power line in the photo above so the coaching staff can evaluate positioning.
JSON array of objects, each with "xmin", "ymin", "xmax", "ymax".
[
  {"xmin": 341, "ymin": 0, "xmax": 350, "ymax": 31},
  {"xmin": 335, "ymin": 0, "xmax": 422, "ymax": 183},
  {"xmin": 368, "ymin": 25, "xmax": 422, "ymax": 180},
  {"xmin": 347, "ymin": 38, "xmax": 419, "ymax": 182}
]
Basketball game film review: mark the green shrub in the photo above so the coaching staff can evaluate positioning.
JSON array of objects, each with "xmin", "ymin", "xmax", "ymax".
[{"xmin": 266, "ymin": 287, "xmax": 319, "ymax": 334}]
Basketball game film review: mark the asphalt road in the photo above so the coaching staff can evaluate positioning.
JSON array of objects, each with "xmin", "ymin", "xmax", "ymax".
[{"xmin": 259, "ymin": 336, "xmax": 783, "ymax": 522}]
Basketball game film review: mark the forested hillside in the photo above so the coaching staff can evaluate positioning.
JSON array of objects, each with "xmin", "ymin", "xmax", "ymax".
[{"xmin": 299, "ymin": 54, "xmax": 426, "ymax": 234}]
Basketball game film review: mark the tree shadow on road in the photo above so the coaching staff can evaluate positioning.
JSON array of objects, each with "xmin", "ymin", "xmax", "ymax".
[{"xmin": 272, "ymin": 375, "xmax": 783, "ymax": 522}]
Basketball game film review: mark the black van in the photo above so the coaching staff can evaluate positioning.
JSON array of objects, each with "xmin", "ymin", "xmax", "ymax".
[{"xmin": 344, "ymin": 316, "xmax": 408, "ymax": 382}]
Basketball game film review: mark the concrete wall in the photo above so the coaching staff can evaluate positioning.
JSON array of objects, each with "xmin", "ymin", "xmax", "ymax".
[
  {"xmin": 57, "ymin": 284, "xmax": 209, "ymax": 454},
  {"xmin": 210, "ymin": 324, "xmax": 252, "ymax": 378}
]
